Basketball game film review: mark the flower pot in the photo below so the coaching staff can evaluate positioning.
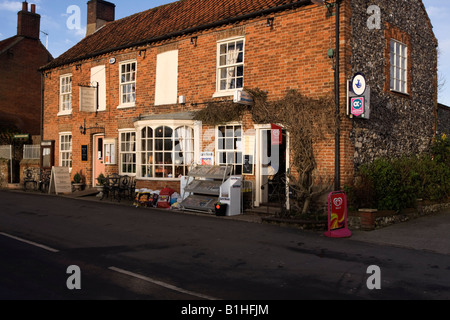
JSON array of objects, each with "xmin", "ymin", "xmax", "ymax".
[{"xmin": 72, "ymin": 183, "xmax": 84, "ymax": 192}]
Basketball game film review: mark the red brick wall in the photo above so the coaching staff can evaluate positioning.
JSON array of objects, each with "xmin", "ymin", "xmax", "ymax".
[
  {"xmin": 0, "ymin": 38, "xmax": 52, "ymax": 135},
  {"xmin": 42, "ymin": 3, "xmax": 355, "ymax": 188}
]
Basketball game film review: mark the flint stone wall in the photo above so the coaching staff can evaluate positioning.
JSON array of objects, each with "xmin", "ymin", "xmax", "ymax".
[{"xmin": 349, "ymin": 0, "xmax": 438, "ymax": 168}]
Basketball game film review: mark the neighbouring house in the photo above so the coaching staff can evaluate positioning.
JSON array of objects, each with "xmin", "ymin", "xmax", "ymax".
[
  {"xmin": 39, "ymin": 0, "xmax": 438, "ymax": 211},
  {"xmin": 0, "ymin": 1, "xmax": 53, "ymax": 137},
  {"xmin": 437, "ymin": 103, "xmax": 450, "ymax": 136}
]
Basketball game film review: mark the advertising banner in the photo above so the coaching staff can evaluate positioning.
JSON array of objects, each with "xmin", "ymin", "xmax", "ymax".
[{"xmin": 324, "ymin": 191, "xmax": 352, "ymax": 238}]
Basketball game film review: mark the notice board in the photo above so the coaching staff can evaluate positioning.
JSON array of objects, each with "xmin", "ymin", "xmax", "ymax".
[{"xmin": 49, "ymin": 167, "xmax": 72, "ymax": 195}]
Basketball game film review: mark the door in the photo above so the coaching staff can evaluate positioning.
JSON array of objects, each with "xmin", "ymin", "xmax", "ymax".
[
  {"xmin": 258, "ymin": 128, "xmax": 287, "ymax": 206},
  {"xmin": 93, "ymin": 135, "xmax": 106, "ymax": 185}
]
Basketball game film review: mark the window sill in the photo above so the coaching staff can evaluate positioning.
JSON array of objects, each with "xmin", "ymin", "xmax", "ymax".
[
  {"xmin": 117, "ymin": 104, "xmax": 136, "ymax": 110},
  {"xmin": 212, "ymin": 91, "xmax": 236, "ymax": 98},
  {"xmin": 390, "ymin": 89, "xmax": 410, "ymax": 97},
  {"xmin": 58, "ymin": 111, "xmax": 72, "ymax": 117}
]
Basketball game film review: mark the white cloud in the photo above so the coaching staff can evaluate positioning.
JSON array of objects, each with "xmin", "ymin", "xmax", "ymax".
[{"xmin": 0, "ymin": 1, "xmax": 22, "ymax": 12}]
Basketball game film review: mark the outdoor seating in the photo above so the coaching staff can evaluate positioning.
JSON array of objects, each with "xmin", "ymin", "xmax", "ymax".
[{"xmin": 101, "ymin": 174, "xmax": 136, "ymax": 202}]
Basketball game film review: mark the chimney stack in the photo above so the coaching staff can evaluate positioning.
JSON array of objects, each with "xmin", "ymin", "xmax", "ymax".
[
  {"xmin": 17, "ymin": 1, "xmax": 41, "ymax": 40},
  {"xmin": 86, "ymin": 0, "xmax": 115, "ymax": 37}
]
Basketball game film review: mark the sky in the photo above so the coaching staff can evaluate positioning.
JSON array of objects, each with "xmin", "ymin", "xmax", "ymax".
[{"xmin": 0, "ymin": 0, "xmax": 449, "ymax": 105}]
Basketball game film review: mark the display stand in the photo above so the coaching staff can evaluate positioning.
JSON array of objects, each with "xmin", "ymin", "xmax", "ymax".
[{"xmin": 180, "ymin": 165, "xmax": 232, "ymax": 214}]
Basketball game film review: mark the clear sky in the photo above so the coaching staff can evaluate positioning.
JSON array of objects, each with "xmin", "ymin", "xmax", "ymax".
[{"xmin": 0, "ymin": 0, "xmax": 449, "ymax": 105}]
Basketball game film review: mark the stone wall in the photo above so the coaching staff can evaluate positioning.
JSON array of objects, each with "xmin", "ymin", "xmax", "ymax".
[
  {"xmin": 349, "ymin": 0, "xmax": 438, "ymax": 168},
  {"xmin": 0, "ymin": 159, "xmax": 9, "ymax": 188}
]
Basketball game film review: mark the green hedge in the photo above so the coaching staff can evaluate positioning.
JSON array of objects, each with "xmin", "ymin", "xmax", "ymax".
[{"xmin": 347, "ymin": 134, "xmax": 450, "ymax": 211}]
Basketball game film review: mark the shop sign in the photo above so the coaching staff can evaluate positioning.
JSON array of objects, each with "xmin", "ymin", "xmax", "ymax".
[
  {"xmin": 49, "ymin": 166, "xmax": 72, "ymax": 195},
  {"xmin": 233, "ymin": 90, "xmax": 254, "ymax": 106},
  {"xmin": 324, "ymin": 191, "xmax": 352, "ymax": 238}
]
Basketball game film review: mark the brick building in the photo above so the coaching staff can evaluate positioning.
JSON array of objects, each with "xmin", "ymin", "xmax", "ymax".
[
  {"xmin": 0, "ymin": 2, "xmax": 53, "ymax": 136},
  {"xmin": 39, "ymin": 0, "xmax": 437, "ymax": 210}
]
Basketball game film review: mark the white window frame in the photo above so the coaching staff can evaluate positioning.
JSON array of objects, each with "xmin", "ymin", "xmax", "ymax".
[
  {"xmin": 390, "ymin": 39, "xmax": 408, "ymax": 94},
  {"xmin": 135, "ymin": 120, "xmax": 196, "ymax": 180},
  {"xmin": 59, "ymin": 74, "xmax": 72, "ymax": 116},
  {"xmin": 213, "ymin": 37, "xmax": 245, "ymax": 98},
  {"xmin": 215, "ymin": 123, "xmax": 243, "ymax": 175},
  {"xmin": 118, "ymin": 60, "xmax": 137, "ymax": 109},
  {"xmin": 59, "ymin": 132, "xmax": 72, "ymax": 170},
  {"xmin": 119, "ymin": 130, "xmax": 137, "ymax": 176}
]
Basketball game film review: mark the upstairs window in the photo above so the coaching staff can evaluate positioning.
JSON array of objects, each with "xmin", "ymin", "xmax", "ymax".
[
  {"xmin": 216, "ymin": 38, "xmax": 244, "ymax": 94},
  {"xmin": 119, "ymin": 60, "xmax": 136, "ymax": 108},
  {"xmin": 59, "ymin": 74, "xmax": 72, "ymax": 115},
  {"xmin": 390, "ymin": 40, "xmax": 408, "ymax": 94}
]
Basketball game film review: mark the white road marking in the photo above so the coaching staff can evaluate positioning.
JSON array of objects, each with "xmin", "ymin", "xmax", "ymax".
[
  {"xmin": 0, "ymin": 232, "xmax": 59, "ymax": 253},
  {"xmin": 109, "ymin": 266, "xmax": 218, "ymax": 300}
]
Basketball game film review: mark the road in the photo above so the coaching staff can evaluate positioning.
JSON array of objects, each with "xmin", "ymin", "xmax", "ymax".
[{"xmin": 0, "ymin": 190, "xmax": 449, "ymax": 305}]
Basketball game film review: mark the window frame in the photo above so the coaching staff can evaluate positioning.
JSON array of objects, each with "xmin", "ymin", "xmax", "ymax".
[
  {"xmin": 214, "ymin": 37, "xmax": 245, "ymax": 97},
  {"xmin": 390, "ymin": 39, "xmax": 408, "ymax": 94},
  {"xmin": 215, "ymin": 123, "xmax": 243, "ymax": 175},
  {"xmin": 136, "ymin": 121, "xmax": 196, "ymax": 180},
  {"xmin": 119, "ymin": 130, "xmax": 137, "ymax": 176},
  {"xmin": 59, "ymin": 74, "xmax": 72, "ymax": 116},
  {"xmin": 59, "ymin": 132, "xmax": 73, "ymax": 170},
  {"xmin": 118, "ymin": 60, "xmax": 137, "ymax": 109}
]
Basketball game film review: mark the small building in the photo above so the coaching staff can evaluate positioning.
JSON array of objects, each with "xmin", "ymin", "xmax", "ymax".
[
  {"xmin": 0, "ymin": 1, "xmax": 53, "ymax": 137},
  {"xmin": 39, "ymin": 0, "xmax": 438, "ymax": 211}
]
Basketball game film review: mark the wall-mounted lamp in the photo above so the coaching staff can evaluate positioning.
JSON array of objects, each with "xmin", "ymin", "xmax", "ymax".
[
  {"xmin": 75, "ymin": 64, "xmax": 82, "ymax": 71},
  {"xmin": 266, "ymin": 17, "xmax": 274, "ymax": 28},
  {"xmin": 138, "ymin": 49, "xmax": 147, "ymax": 58},
  {"xmin": 79, "ymin": 119, "xmax": 105, "ymax": 135},
  {"xmin": 190, "ymin": 36, "xmax": 198, "ymax": 47}
]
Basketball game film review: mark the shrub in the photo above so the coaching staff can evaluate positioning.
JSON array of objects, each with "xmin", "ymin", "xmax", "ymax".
[{"xmin": 349, "ymin": 135, "xmax": 450, "ymax": 212}]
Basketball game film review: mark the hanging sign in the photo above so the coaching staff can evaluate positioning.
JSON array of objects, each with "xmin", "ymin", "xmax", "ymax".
[
  {"xmin": 351, "ymin": 97, "xmax": 365, "ymax": 117},
  {"xmin": 351, "ymin": 73, "xmax": 367, "ymax": 96},
  {"xmin": 324, "ymin": 191, "xmax": 352, "ymax": 238}
]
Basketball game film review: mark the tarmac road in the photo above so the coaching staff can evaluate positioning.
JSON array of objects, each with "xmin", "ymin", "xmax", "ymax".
[{"xmin": 0, "ymin": 189, "xmax": 449, "ymax": 302}]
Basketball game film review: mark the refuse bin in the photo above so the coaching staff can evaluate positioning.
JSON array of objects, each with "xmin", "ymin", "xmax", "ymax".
[{"xmin": 215, "ymin": 203, "xmax": 228, "ymax": 216}]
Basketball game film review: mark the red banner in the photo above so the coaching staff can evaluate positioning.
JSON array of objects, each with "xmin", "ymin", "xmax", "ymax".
[{"xmin": 271, "ymin": 124, "xmax": 282, "ymax": 146}]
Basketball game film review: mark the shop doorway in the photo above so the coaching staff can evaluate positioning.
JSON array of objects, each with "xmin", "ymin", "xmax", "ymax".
[
  {"xmin": 256, "ymin": 126, "xmax": 289, "ymax": 208},
  {"xmin": 93, "ymin": 135, "xmax": 105, "ymax": 186}
]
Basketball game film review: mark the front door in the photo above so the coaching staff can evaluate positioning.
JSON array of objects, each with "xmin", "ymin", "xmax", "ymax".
[
  {"xmin": 258, "ymin": 128, "xmax": 288, "ymax": 206},
  {"xmin": 93, "ymin": 135, "xmax": 105, "ymax": 185}
]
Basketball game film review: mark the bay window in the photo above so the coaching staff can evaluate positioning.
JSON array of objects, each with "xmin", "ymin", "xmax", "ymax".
[{"xmin": 140, "ymin": 125, "xmax": 194, "ymax": 179}]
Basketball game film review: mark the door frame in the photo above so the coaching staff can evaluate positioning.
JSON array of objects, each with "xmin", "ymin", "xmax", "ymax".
[
  {"xmin": 254, "ymin": 124, "xmax": 290, "ymax": 210},
  {"xmin": 92, "ymin": 134, "xmax": 105, "ymax": 187}
]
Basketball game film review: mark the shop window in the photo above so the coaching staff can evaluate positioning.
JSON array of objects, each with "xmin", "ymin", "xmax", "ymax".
[
  {"xmin": 140, "ymin": 125, "xmax": 194, "ymax": 179},
  {"xmin": 216, "ymin": 125, "xmax": 243, "ymax": 175},
  {"xmin": 120, "ymin": 131, "xmax": 136, "ymax": 175}
]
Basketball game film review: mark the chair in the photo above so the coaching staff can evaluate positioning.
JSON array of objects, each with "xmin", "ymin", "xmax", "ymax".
[
  {"xmin": 104, "ymin": 174, "xmax": 121, "ymax": 201},
  {"xmin": 118, "ymin": 175, "xmax": 131, "ymax": 201}
]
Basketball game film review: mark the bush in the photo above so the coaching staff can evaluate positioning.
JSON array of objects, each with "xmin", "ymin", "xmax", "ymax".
[{"xmin": 348, "ymin": 135, "xmax": 450, "ymax": 211}]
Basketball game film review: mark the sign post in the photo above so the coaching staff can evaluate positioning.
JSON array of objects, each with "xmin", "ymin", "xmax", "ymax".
[
  {"xmin": 49, "ymin": 167, "xmax": 72, "ymax": 195},
  {"xmin": 324, "ymin": 191, "xmax": 352, "ymax": 238}
]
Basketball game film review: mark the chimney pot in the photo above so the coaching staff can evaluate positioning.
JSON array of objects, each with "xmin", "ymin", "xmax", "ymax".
[
  {"xmin": 31, "ymin": 4, "xmax": 36, "ymax": 13},
  {"xmin": 22, "ymin": 1, "xmax": 28, "ymax": 11}
]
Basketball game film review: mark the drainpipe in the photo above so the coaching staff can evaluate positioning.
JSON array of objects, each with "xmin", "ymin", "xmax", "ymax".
[{"xmin": 334, "ymin": 0, "xmax": 341, "ymax": 191}]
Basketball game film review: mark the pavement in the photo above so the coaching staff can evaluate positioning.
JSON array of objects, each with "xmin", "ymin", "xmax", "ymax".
[{"xmin": 5, "ymin": 187, "xmax": 450, "ymax": 256}]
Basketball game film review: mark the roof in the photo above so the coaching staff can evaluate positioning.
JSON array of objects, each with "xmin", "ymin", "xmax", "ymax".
[
  {"xmin": 41, "ymin": 0, "xmax": 308, "ymax": 70},
  {"xmin": 0, "ymin": 36, "xmax": 24, "ymax": 56}
]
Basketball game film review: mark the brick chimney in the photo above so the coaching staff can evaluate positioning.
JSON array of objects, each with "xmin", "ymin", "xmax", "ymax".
[
  {"xmin": 17, "ymin": 1, "xmax": 40, "ymax": 39},
  {"xmin": 86, "ymin": 0, "xmax": 115, "ymax": 37}
]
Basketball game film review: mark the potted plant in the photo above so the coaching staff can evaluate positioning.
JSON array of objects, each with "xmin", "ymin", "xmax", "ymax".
[
  {"xmin": 72, "ymin": 171, "xmax": 85, "ymax": 192},
  {"xmin": 96, "ymin": 173, "xmax": 106, "ymax": 188}
]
